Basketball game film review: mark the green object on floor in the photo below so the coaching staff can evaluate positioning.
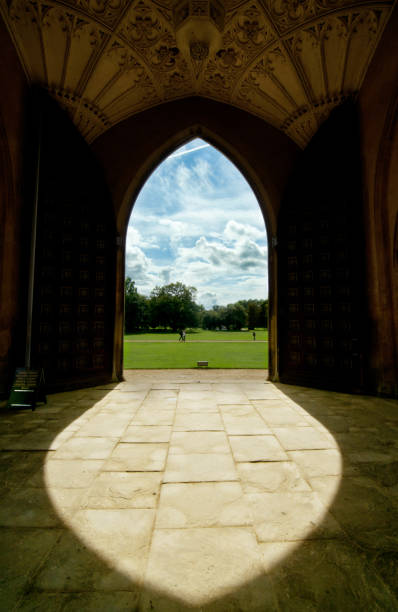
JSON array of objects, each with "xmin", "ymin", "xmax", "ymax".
[{"xmin": 7, "ymin": 368, "xmax": 46, "ymax": 410}]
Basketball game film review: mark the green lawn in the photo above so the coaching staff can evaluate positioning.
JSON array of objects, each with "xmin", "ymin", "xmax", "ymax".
[
  {"xmin": 125, "ymin": 328, "xmax": 268, "ymax": 342},
  {"xmin": 123, "ymin": 328, "xmax": 268, "ymax": 369}
]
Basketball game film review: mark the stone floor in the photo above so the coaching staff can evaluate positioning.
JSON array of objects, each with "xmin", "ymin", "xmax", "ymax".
[{"xmin": 1, "ymin": 369, "xmax": 398, "ymax": 611}]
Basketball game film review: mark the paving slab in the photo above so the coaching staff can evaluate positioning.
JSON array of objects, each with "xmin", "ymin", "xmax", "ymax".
[
  {"xmin": 121, "ymin": 425, "xmax": 172, "ymax": 443},
  {"xmin": 253, "ymin": 402, "xmax": 311, "ymax": 427},
  {"xmin": 273, "ymin": 427, "xmax": 336, "ymax": 451},
  {"xmin": 222, "ymin": 414, "xmax": 271, "ymax": 435},
  {"xmin": 14, "ymin": 592, "xmax": 68, "ymax": 611},
  {"xmin": 155, "ymin": 482, "xmax": 251, "ymax": 528},
  {"xmin": 61, "ymin": 591, "xmax": 139, "ymax": 612},
  {"xmin": 0, "ymin": 528, "xmax": 63, "ymax": 609},
  {"xmin": 229, "ymin": 435, "xmax": 288, "ymax": 462},
  {"xmin": 265, "ymin": 540, "xmax": 398, "ymax": 611},
  {"xmin": 169, "ymin": 431, "xmax": 230, "ymax": 454},
  {"xmin": 105, "ymin": 443, "xmax": 168, "ymax": 472},
  {"xmin": 288, "ymin": 449, "xmax": 343, "ymax": 478},
  {"xmin": 142, "ymin": 527, "xmax": 266, "ymax": 607},
  {"xmin": 52, "ymin": 436, "xmax": 118, "ymax": 460},
  {"xmin": 0, "ymin": 486, "xmax": 83, "ymax": 526},
  {"xmin": 76, "ymin": 415, "xmax": 131, "ymax": 437},
  {"xmin": 37, "ymin": 459, "xmax": 104, "ymax": 488},
  {"xmin": 133, "ymin": 411, "xmax": 175, "ymax": 426},
  {"xmin": 247, "ymin": 491, "xmax": 343, "ymax": 542},
  {"xmin": 173, "ymin": 412, "xmax": 224, "ymax": 431},
  {"xmin": 163, "ymin": 453, "xmax": 238, "ymax": 482},
  {"xmin": 176, "ymin": 400, "xmax": 219, "ymax": 413},
  {"xmin": 84, "ymin": 472, "xmax": 162, "ymax": 508},
  {"xmin": 34, "ymin": 509, "xmax": 155, "ymax": 591},
  {"xmin": 237, "ymin": 462, "xmax": 311, "ymax": 493}
]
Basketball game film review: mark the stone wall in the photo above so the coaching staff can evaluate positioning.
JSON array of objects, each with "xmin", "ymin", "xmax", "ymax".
[
  {"xmin": 358, "ymin": 3, "xmax": 398, "ymax": 396},
  {"xmin": 0, "ymin": 18, "xmax": 28, "ymax": 396}
]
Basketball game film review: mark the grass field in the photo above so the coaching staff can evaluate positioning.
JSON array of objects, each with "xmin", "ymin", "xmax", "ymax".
[
  {"xmin": 123, "ymin": 328, "xmax": 268, "ymax": 369},
  {"xmin": 125, "ymin": 329, "xmax": 268, "ymax": 342}
]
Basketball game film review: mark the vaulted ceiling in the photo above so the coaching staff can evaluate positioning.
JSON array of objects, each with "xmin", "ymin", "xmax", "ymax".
[{"xmin": 1, "ymin": 0, "xmax": 395, "ymax": 147}]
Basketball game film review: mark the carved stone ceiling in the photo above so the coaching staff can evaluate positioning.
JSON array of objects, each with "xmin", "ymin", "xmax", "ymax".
[{"xmin": 1, "ymin": 0, "xmax": 396, "ymax": 147}]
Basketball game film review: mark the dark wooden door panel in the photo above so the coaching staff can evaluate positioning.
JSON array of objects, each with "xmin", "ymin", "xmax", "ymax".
[
  {"xmin": 30, "ymin": 90, "xmax": 115, "ymax": 390},
  {"xmin": 278, "ymin": 103, "xmax": 366, "ymax": 392}
]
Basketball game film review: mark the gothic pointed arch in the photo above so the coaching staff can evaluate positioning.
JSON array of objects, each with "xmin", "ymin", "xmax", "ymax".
[{"xmin": 92, "ymin": 98, "xmax": 298, "ymax": 382}]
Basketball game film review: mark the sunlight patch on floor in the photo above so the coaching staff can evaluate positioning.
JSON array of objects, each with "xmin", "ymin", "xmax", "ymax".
[{"xmin": 44, "ymin": 376, "xmax": 342, "ymax": 607}]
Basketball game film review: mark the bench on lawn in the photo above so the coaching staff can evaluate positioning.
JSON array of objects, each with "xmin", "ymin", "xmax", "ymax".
[{"xmin": 197, "ymin": 361, "xmax": 208, "ymax": 367}]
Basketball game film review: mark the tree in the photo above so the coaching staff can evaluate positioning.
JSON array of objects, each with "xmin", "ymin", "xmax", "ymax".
[
  {"xmin": 196, "ymin": 304, "xmax": 205, "ymax": 329},
  {"xmin": 247, "ymin": 301, "xmax": 259, "ymax": 330},
  {"xmin": 124, "ymin": 277, "xmax": 149, "ymax": 332},
  {"xmin": 258, "ymin": 300, "xmax": 268, "ymax": 328},
  {"xmin": 202, "ymin": 309, "xmax": 221, "ymax": 330},
  {"xmin": 149, "ymin": 282, "xmax": 199, "ymax": 331},
  {"xmin": 223, "ymin": 303, "xmax": 247, "ymax": 330},
  {"xmin": 238, "ymin": 298, "xmax": 268, "ymax": 329}
]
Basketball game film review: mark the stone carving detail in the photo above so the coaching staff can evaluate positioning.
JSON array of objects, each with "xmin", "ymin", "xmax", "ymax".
[
  {"xmin": 351, "ymin": 10, "xmax": 380, "ymax": 39},
  {"xmin": 190, "ymin": 40, "xmax": 209, "ymax": 60},
  {"xmin": 47, "ymin": 87, "xmax": 111, "ymax": 141},
  {"xmin": 0, "ymin": 0, "xmax": 394, "ymax": 146},
  {"xmin": 216, "ymin": 46, "xmax": 242, "ymax": 69},
  {"xmin": 72, "ymin": 17, "xmax": 105, "ymax": 45},
  {"xmin": 269, "ymin": 0, "xmax": 316, "ymax": 30},
  {"xmin": 60, "ymin": 0, "xmax": 128, "ymax": 27},
  {"xmin": 223, "ymin": 3, "xmax": 272, "ymax": 51},
  {"xmin": 42, "ymin": 6, "xmax": 73, "ymax": 31},
  {"xmin": 119, "ymin": 1, "xmax": 167, "ymax": 47},
  {"xmin": 164, "ymin": 68, "xmax": 191, "ymax": 97},
  {"xmin": 251, "ymin": 47, "xmax": 286, "ymax": 79},
  {"xmin": 202, "ymin": 44, "xmax": 242, "ymax": 94},
  {"xmin": 150, "ymin": 43, "xmax": 179, "ymax": 68},
  {"xmin": 235, "ymin": 45, "xmax": 290, "ymax": 118},
  {"xmin": 8, "ymin": 0, "xmax": 40, "ymax": 26},
  {"xmin": 238, "ymin": 7, "xmax": 266, "ymax": 45},
  {"xmin": 285, "ymin": 113, "xmax": 318, "ymax": 148},
  {"xmin": 106, "ymin": 41, "xmax": 144, "ymax": 73},
  {"xmin": 205, "ymin": 71, "xmax": 230, "ymax": 93}
]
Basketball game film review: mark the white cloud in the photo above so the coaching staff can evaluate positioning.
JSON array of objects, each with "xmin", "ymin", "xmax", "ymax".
[
  {"xmin": 167, "ymin": 143, "xmax": 210, "ymax": 159},
  {"xmin": 126, "ymin": 139, "xmax": 268, "ymax": 304},
  {"xmin": 160, "ymin": 268, "xmax": 171, "ymax": 284},
  {"xmin": 198, "ymin": 291, "xmax": 218, "ymax": 308},
  {"xmin": 158, "ymin": 219, "xmax": 189, "ymax": 247},
  {"xmin": 126, "ymin": 225, "xmax": 159, "ymax": 249},
  {"xmin": 223, "ymin": 220, "xmax": 266, "ymax": 243},
  {"xmin": 177, "ymin": 234, "xmax": 267, "ymax": 271},
  {"xmin": 125, "ymin": 245, "xmax": 152, "ymax": 282}
]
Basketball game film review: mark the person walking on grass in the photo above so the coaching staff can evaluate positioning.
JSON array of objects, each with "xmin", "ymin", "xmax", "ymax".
[
  {"xmin": 178, "ymin": 330, "xmax": 183, "ymax": 342},
  {"xmin": 182, "ymin": 330, "xmax": 186, "ymax": 342},
  {"xmin": 252, "ymin": 331, "xmax": 256, "ymax": 341}
]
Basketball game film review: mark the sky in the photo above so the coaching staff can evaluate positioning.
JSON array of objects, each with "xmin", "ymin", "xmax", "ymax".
[{"xmin": 125, "ymin": 138, "xmax": 268, "ymax": 309}]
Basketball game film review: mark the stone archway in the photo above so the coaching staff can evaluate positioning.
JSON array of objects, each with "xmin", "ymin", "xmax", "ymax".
[
  {"xmin": 93, "ymin": 98, "xmax": 370, "ymax": 394},
  {"xmin": 91, "ymin": 98, "xmax": 300, "ymax": 384},
  {"xmin": 19, "ymin": 92, "xmax": 370, "ymax": 395}
]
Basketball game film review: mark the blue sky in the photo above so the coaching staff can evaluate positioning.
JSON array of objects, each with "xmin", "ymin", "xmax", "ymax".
[{"xmin": 125, "ymin": 139, "xmax": 268, "ymax": 308}]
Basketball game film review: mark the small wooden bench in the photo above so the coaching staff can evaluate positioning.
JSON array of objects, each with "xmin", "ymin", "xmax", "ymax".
[{"xmin": 197, "ymin": 361, "xmax": 208, "ymax": 367}]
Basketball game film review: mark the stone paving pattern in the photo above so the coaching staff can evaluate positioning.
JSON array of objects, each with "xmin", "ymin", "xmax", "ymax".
[{"xmin": 0, "ymin": 369, "xmax": 397, "ymax": 611}]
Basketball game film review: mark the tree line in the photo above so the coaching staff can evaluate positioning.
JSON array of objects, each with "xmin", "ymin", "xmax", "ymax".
[{"xmin": 125, "ymin": 278, "xmax": 268, "ymax": 333}]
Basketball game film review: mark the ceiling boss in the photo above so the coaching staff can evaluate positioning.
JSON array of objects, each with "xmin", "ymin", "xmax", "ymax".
[{"xmin": 173, "ymin": 0, "xmax": 225, "ymax": 77}]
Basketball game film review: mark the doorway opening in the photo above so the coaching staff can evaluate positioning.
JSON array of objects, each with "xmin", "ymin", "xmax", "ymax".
[{"xmin": 123, "ymin": 139, "xmax": 269, "ymax": 371}]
